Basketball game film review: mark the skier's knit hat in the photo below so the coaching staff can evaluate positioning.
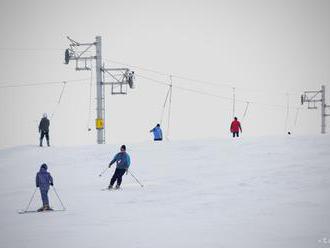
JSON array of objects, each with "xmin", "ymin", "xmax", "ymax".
[
  {"xmin": 41, "ymin": 163, "xmax": 48, "ymax": 170},
  {"xmin": 121, "ymin": 145, "xmax": 126, "ymax": 151}
]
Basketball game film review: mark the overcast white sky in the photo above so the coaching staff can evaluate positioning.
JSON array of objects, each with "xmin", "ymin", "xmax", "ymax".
[{"xmin": 0, "ymin": 0, "xmax": 329, "ymax": 147}]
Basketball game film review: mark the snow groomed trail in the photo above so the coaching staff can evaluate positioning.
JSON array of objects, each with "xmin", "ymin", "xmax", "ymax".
[{"xmin": 0, "ymin": 135, "xmax": 329, "ymax": 248}]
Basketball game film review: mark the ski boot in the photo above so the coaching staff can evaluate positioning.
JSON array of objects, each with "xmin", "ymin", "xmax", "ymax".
[
  {"xmin": 44, "ymin": 205, "xmax": 53, "ymax": 211},
  {"xmin": 37, "ymin": 204, "xmax": 53, "ymax": 212},
  {"xmin": 37, "ymin": 206, "xmax": 45, "ymax": 212}
]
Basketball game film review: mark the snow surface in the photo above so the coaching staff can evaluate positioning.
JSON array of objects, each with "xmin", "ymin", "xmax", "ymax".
[{"xmin": 0, "ymin": 136, "xmax": 330, "ymax": 248}]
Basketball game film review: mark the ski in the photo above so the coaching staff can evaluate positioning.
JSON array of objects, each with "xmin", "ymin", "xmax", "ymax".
[
  {"xmin": 101, "ymin": 188, "xmax": 122, "ymax": 191},
  {"xmin": 18, "ymin": 209, "xmax": 65, "ymax": 214}
]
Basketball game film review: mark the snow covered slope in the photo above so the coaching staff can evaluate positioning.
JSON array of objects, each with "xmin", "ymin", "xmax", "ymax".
[{"xmin": 0, "ymin": 136, "xmax": 329, "ymax": 248}]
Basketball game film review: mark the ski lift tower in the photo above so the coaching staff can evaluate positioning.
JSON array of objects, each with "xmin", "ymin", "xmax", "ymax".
[
  {"xmin": 64, "ymin": 36, "xmax": 135, "ymax": 144},
  {"xmin": 301, "ymin": 85, "xmax": 330, "ymax": 134}
]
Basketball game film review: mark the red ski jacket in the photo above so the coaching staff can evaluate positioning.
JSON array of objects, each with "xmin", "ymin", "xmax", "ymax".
[{"xmin": 230, "ymin": 120, "xmax": 242, "ymax": 133}]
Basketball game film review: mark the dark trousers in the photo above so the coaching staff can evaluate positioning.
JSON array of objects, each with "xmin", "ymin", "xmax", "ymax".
[
  {"xmin": 110, "ymin": 168, "xmax": 126, "ymax": 187},
  {"xmin": 40, "ymin": 188, "xmax": 49, "ymax": 206},
  {"xmin": 233, "ymin": 132, "xmax": 239, "ymax": 137},
  {"xmin": 40, "ymin": 131, "xmax": 50, "ymax": 146}
]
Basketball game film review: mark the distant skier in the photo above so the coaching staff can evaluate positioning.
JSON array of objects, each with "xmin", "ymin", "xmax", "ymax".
[
  {"xmin": 150, "ymin": 123, "xmax": 163, "ymax": 141},
  {"xmin": 36, "ymin": 163, "xmax": 54, "ymax": 211},
  {"xmin": 39, "ymin": 113, "xmax": 50, "ymax": 147},
  {"xmin": 230, "ymin": 117, "xmax": 242, "ymax": 138},
  {"xmin": 108, "ymin": 145, "xmax": 131, "ymax": 190}
]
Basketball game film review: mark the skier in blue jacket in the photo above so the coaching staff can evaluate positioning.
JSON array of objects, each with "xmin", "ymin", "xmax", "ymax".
[
  {"xmin": 150, "ymin": 124, "xmax": 163, "ymax": 141},
  {"xmin": 36, "ymin": 163, "xmax": 54, "ymax": 211},
  {"xmin": 108, "ymin": 145, "xmax": 131, "ymax": 189}
]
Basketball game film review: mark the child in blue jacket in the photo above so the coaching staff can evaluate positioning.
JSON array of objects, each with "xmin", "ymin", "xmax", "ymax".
[
  {"xmin": 150, "ymin": 124, "xmax": 163, "ymax": 141},
  {"xmin": 36, "ymin": 163, "xmax": 53, "ymax": 211}
]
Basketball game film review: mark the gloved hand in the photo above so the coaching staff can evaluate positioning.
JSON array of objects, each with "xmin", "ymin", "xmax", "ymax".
[
  {"xmin": 125, "ymin": 169, "xmax": 128, "ymax": 175},
  {"xmin": 50, "ymin": 183, "xmax": 54, "ymax": 186},
  {"xmin": 108, "ymin": 164, "xmax": 111, "ymax": 168}
]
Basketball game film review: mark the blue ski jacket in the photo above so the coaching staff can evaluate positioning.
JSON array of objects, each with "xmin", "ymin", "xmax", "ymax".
[
  {"xmin": 150, "ymin": 126, "xmax": 163, "ymax": 140},
  {"xmin": 36, "ymin": 164, "xmax": 53, "ymax": 190},
  {"xmin": 109, "ymin": 152, "xmax": 131, "ymax": 169}
]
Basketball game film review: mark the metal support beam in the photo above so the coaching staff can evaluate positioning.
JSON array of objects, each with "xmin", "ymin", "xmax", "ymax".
[
  {"xmin": 321, "ymin": 85, "xmax": 326, "ymax": 134},
  {"xmin": 95, "ymin": 36, "xmax": 105, "ymax": 144},
  {"xmin": 65, "ymin": 36, "xmax": 135, "ymax": 144},
  {"xmin": 301, "ymin": 85, "xmax": 329, "ymax": 134}
]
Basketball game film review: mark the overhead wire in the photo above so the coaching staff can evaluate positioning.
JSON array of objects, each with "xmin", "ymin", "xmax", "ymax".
[
  {"xmin": 136, "ymin": 71, "xmax": 310, "ymax": 137},
  {"xmin": 136, "ymin": 72, "xmax": 308, "ymax": 135},
  {"xmin": 0, "ymin": 49, "xmax": 305, "ymax": 96},
  {"xmin": 241, "ymin": 102, "xmax": 250, "ymax": 121},
  {"xmin": 50, "ymin": 81, "xmax": 67, "ymax": 120},
  {"xmin": 104, "ymin": 58, "xmax": 169, "ymax": 77},
  {"xmin": 0, "ymin": 50, "xmax": 312, "ymax": 133},
  {"xmin": 0, "ymin": 67, "xmax": 301, "ymax": 116},
  {"xmin": 135, "ymin": 73, "xmax": 233, "ymax": 101},
  {"xmin": 159, "ymin": 86, "xmax": 171, "ymax": 126},
  {"xmin": 135, "ymin": 73, "xmax": 301, "ymax": 110},
  {"xmin": 106, "ymin": 58, "xmax": 303, "ymax": 96},
  {"xmin": 0, "ymin": 77, "xmax": 91, "ymax": 123},
  {"xmin": 106, "ymin": 58, "xmax": 237, "ymax": 89},
  {"xmin": 166, "ymin": 75, "xmax": 173, "ymax": 140},
  {"xmin": 0, "ymin": 78, "xmax": 90, "ymax": 88},
  {"xmin": 0, "ymin": 47, "xmax": 63, "ymax": 51},
  {"xmin": 0, "ymin": 49, "xmax": 312, "ymax": 97},
  {"xmin": 87, "ymin": 66, "xmax": 93, "ymax": 131}
]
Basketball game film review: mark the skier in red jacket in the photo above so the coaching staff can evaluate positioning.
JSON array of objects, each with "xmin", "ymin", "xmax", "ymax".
[{"xmin": 230, "ymin": 117, "xmax": 242, "ymax": 138}]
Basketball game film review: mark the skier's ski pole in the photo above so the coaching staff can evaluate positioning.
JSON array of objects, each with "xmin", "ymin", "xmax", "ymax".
[
  {"xmin": 23, "ymin": 188, "xmax": 37, "ymax": 212},
  {"xmin": 98, "ymin": 167, "xmax": 109, "ymax": 177},
  {"xmin": 52, "ymin": 186, "xmax": 66, "ymax": 210},
  {"xmin": 128, "ymin": 170, "xmax": 144, "ymax": 187}
]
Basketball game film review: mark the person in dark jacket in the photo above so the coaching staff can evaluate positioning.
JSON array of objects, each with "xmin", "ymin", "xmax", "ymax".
[
  {"xmin": 36, "ymin": 163, "xmax": 54, "ymax": 211},
  {"xmin": 150, "ymin": 124, "xmax": 163, "ymax": 141},
  {"xmin": 230, "ymin": 117, "xmax": 242, "ymax": 138},
  {"xmin": 108, "ymin": 145, "xmax": 131, "ymax": 189},
  {"xmin": 39, "ymin": 113, "xmax": 50, "ymax": 147}
]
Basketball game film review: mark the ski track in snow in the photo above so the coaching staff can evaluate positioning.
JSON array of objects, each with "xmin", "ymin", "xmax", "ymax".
[{"xmin": 0, "ymin": 135, "xmax": 330, "ymax": 248}]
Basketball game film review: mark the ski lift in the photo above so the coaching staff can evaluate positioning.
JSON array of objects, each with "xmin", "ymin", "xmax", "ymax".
[
  {"xmin": 75, "ymin": 58, "xmax": 91, "ymax": 71},
  {"xmin": 64, "ymin": 37, "xmax": 94, "ymax": 70},
  {"xmin": 308, "ymin": 101, "xmax": 318, "ymax": 110},
  {"xmin": 102, "ymin": 68, "xmax": 135, "ymax": 95}
]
